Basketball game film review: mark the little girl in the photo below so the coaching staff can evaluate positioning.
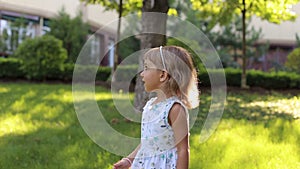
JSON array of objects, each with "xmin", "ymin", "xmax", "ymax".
[{"xmin": 113, "ymin": 46, "xmax": 199, "ymax": 169}]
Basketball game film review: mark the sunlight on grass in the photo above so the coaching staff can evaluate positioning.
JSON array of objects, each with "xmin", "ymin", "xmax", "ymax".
[
  {"xmin": 0, "ymin": 83, "xmax": 117, "ymax": 169},
  {"xmin": 0, "ymin": 115, "xmax": 38, "ymax": 136},
  {"xmin": 242, "ymin": 96, "xmax": 300, "ymax": 118},
  {"xmin": 95, "ymin": 90, "xmax": 134, "ymax": 101},
  {"xmin": 43, "ymin": 90, "xmax": 73, "ymax": 103},
  {"xmin": 1, "ymin": 82, "xmax": 299, "ymax": 169},
  {"xmin": 0, "ymin": 86, "xmax": 10, "ymax": 93},
  {"xmin": 190, "ymin": 119, "xmax": 300, "ymax": 169}
]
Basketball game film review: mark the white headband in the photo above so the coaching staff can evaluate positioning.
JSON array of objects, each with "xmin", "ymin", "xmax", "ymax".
[{"xmin": 159, "ymin": 46, "xmax": 166, "ymax": 70}]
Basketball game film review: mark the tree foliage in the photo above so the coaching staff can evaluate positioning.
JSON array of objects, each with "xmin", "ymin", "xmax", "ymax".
[
  {"xmin": 170, "ymin": 1, "xmax": 262, "ymax": 68},
  {"xmin": 47, "ymin": 8, "xmax": 89, "ymax": 63},
  {"xmin": 190, "ymin": 0, "xmax": 297, "ymax": 27},
  {"xmin": 82, "ymin": 0, "xmax": 142, "ymax": 16},
  {"xmin": 214, "ymin": 15, "xmax": 262, "ymax": 67},
  {"xmin": 190, "ymin": 0, "xmax": 298, "ymax": 88}
]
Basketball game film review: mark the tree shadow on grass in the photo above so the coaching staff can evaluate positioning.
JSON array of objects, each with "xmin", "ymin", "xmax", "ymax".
[
  {"xmin": 189, "ymin": 90, "xmax": 300, "ymax": 169},
  {"xmin": 0, "ymin": 124, "xmax": 119, "ymax": 169},
  {"xmin": 196, "ymin": 90, "xmax": 298, "ymax": 124},
  {"xmin": 0, "ymin": 83, "xmax": 126, "ymax": 169},
  {"xmin": 1, "ymin": 83, "xmax": 299, "ymax": 168},
  {"xmin": 190, "ymin": 90, "xmax": 300, "ymax": 169}
]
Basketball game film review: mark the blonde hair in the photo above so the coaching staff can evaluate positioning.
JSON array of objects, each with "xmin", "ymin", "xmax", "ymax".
[{"xmin": 144, "ymin": 46, "xmax": 199, "ymax": 109}]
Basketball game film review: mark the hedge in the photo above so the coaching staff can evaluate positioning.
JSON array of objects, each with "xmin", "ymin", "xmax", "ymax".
[
  {"xmin": 113, "ymin": 64, "xmax": 139, "ymax": 83},
  {"xmin": 0, "ymin": 58, "xmax": 299, "ymax": 89},
  {"xmin": 72, "ymin": 64, "xmax": 111, "ymax": 82},
  {"xmin": 0, "ymin": 57, "xmax": 25, "ymax": 79},
  {"xmin": 0, "ymin": 58, "xmax": 111, "ymax": 82},
  {"xmin": 198, "ymin": 68, "xmax": 300, "ymax": 89}
]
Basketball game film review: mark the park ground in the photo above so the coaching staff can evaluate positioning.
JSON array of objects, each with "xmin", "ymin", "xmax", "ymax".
[{"xmin": 0, "ymin": 82, "xmax": 299, "ymax": 169}]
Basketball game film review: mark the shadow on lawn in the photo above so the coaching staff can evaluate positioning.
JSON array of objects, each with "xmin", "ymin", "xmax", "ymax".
[
  {"xmin": 191, "ymin": 90, "xmax": 300, "ymax": 144},
  {"xmin": 199, "ymin": 89, "xmax": 298, "ymax": 122},
  {"xmin": 0, "ymin": 123, "xmax": 116, "ymax": 169},
  {"xmin": 0, "ymin": 83, "xmax": 121, "ymax": 169},
  {"xmin": 1, "ymin": 83, "xmax": 299, "ymax": 169},
  {"xmin": 190, "ymin": 90, "xmax": 300, "ymax": 169}
]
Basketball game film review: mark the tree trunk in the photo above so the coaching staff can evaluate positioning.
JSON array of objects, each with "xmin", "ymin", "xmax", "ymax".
[
  {"xmin": 241, "ymin": 0, "xmax": 249, "ymax": 89},
  {"xmin": 134, "ymin": 0, "xmax": 169, "ymax": 112},
  {"xmin": 112, "ymin": 0, "xmax": 122, "ymax": 76}
]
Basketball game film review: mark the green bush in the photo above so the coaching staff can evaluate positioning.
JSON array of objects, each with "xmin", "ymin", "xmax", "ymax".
[
  {"xmin": 13, "ymin": 35, "xmax": 67, "ymax": 80},
  {"xmin": 72, "ymin": 64, "xmax": 111, "ymax": 82},
  {"xmin": 115, "ymin": 66, "xmax": 299, "ymax": 89},
  {"xmin": 198, "ymin": 68, "xmax": 210, "ymax": 87},
  {"xmin": 247, "ymin": 70, "xmax": 299, "ymax": 89},
  {"xmin": 60, "ymin": 63, "xmax": 75, "ymax": 81},
  {"xmin": 225, "ymin": 68, "xmax": 241, "ymax": 87},
  {"xmin": 1, "ymin": 54, "xmax": 299, "ymax": 89},
  {"xmin": 289, "ymin": 73, "xmax": 300, "ymax": 88},
  {"xmin": 0, "ymin": 57, "xmax": 24, "ymax": 78},
  {"xmin": 198, "ymin": 68, "xmax": 240, "ymax": 87},
  {"xmin": 113, "ymin": 65, "xmax": 139, "ymax": 83},
  {"xmin": 197, "ymin": 68, "xmax": 300, "ymax": 89},
  {"xmin": 96, "ymin": 66, "xmax": 111, "ymax": 81},
  {"xmin": 285, "ymin": 47, "xmax": 300, "ymax": 73},
  {"xmin": 247, "ymin": 70, "xmax": 265, "ymax": 87},
  {"xmin": 47, "ymin": 63, "xmax": 111, "ymax": 82},
  {"xmin": 0, "ymin": 58, "xmax": 111, "ymax": 82}
]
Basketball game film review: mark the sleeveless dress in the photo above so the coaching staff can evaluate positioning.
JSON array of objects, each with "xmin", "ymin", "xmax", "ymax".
[{"xmin": 131, "ymin": 96, "xmax": 188, "ymax": 169}]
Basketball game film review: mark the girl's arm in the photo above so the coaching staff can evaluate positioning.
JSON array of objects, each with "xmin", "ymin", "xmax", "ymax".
[
  {"xmin": 113, "ymin": 144, "xmax": 141, "ymax": 169},
  {"xmin": 169, "ymin": 103, "xmax": 189, "ymax": 169}
]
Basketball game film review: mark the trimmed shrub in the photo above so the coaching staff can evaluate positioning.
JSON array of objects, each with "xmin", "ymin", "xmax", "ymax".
[
  {"xmin": 113, "ymin": 65, "xmax": 139, "ymax": 83},
  {"xmin": 0, "ymin": 58, "xmax": 111, "ymax": 82},
  {"xmin": 289, "ymin": 73, "xmax": 300, "ymax": 89},
  {"xmin": 225, "ymin": 68, "xmax": 241, "ymax": 87},
  {"xmin": 247, "ymin": 70, "xmax": 265, "ymax": 87},
  {"xmin": 60, "ymin": 63, "xmax": 75, "ymax": 81},
  {"xmin": 198, "ymin": 68, "xmax": 300, "ymax": 89},
  {"xmin": 72, "ymin": 64, "xmax": 111, "ymax": 82},
  {"xmin": 13, "ymin": 35, "xmax": 67, "ymax": 80},
  {"xmin": 96, "ymin": 66, "xmax": 111, "ymax": 81},
  {"xmin": 0, "ymin": 57, "xmax": 24, "ymax": 78},
  {"xmin": 198, "ymin": 68, "xmax": 240, "ymax": 87},
  {"xmin": 198, "ymin": 69, "xmax": 210, "ymax": 87},
  {"xmin": 247, "ymin": 70, "xmax": 299, "ymax": 89}
]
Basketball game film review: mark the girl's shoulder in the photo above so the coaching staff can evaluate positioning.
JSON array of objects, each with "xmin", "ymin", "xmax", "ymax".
[
  {"xmin": 143, "ymin": 96, "xmax": 188, "ymax": 113},
  {"xmin": 142, "ymin": 97, "xmax": 157, "ymax": 111},
  {"xmin": 159, "ymin": 96, "xmax": 188, "ymax": 115}
]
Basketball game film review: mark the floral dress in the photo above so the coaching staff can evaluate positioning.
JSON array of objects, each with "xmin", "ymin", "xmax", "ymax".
[{"xmin": 131, "ymin": 96, "xmax": 188, "ymax": 169}]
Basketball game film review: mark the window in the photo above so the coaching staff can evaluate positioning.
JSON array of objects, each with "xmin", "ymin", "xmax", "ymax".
[
  {"xmin": 90, "ymin": 34, "xmax": 101, "ymax": 65},
  {"xmin": 108, "ymin": 39, "xmax": 115, "ymax": 68}
]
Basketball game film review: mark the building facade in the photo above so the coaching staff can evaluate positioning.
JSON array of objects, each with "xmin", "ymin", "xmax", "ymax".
[
  {"xmin": 0, "ymin": 0, "xmax": 118, "ymax": 66},
  {"xmin": 1, "ymin": 0, "xmax": 300, "ymax": 70},
  {"xmin": 249, "ymin": 3, "xmax": 300, "ymax": 71}
]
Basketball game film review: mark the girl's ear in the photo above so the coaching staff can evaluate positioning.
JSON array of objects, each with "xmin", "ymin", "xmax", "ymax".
[{"xmin": 159, "ymin": 71, "xmax": 168, "ymax": 82}]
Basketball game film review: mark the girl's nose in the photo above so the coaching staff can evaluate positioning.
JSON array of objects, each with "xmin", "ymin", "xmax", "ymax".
[{"xmin": 140, "ymin": 70, "xmax": 144, "ymax": 77}]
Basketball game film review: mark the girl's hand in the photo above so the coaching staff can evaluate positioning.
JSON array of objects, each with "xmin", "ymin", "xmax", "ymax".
[{"xmin": 113, "ymin": 158, "xmax": 131, "ymax": 169}]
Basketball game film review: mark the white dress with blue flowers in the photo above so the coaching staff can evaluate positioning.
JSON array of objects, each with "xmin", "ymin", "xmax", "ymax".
[{"xmin": 131, "ymin": 96, "xmax": 188, "ymax": 169}]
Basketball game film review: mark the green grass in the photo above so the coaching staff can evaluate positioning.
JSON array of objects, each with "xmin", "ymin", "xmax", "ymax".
[{"xmin": 0, "ymin": 82, "xmax": 299, "ymax": 169}]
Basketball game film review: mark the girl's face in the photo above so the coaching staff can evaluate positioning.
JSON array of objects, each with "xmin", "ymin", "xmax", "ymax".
[{"xmin": 140, "ymin": 59, "xmax": 163, "ymax": 92}]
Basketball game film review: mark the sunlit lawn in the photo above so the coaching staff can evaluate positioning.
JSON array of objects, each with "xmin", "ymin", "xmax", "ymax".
[{"xmin": 0, "ymin": 82, "xmax": 299, "ymax": 169}]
